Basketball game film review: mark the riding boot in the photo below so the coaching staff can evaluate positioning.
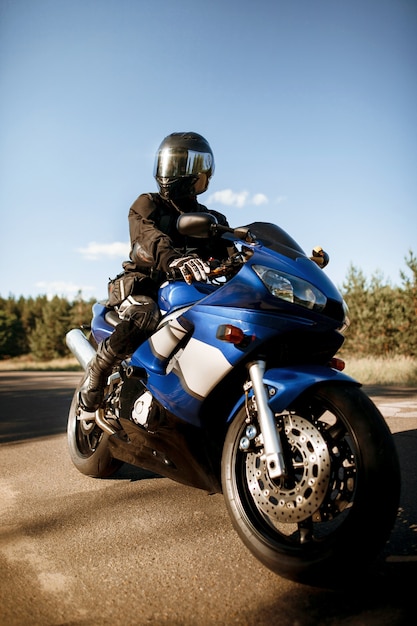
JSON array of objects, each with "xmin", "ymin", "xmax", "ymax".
[{"xmin": 79, "ymin": 339, "xmax": 122, "ymax": 412}]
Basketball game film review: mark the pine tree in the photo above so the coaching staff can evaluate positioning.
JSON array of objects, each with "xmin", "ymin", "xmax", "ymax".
[
  {"xmin": 29, "ymin": 296, "xmax": 72, "ymax": 360},
  {"xmin": 0, "ymin": 309, "xmax": 25, "ymax": 358},
  {"xmin": 70, "ymin": 291, "xmax": 95, "ymax": 329},
  {"xmin": 341, "ymin": 265, "xmax": 370, "ymax": 356},
  {"xmin": 0, "ymin": 297, "xmax": 28, "ymax": 357},
  {"xmin": 399, "ymin": 251, "xmax": 417, "ymax": 356}
]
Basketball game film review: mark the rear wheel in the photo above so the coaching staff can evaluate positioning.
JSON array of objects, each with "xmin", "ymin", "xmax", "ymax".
[
  {"xmin": 221, "ymin": 383, "xmax": 401, "ymax": 585},
  {"xmin": 67, "ymin": 373, "xmax": 123, "ymax": 477}
]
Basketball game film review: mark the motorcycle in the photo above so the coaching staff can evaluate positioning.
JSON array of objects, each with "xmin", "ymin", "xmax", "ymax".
[{"xmin": 66, "ymin": 213, "xmax": 401, "ymax": 585}]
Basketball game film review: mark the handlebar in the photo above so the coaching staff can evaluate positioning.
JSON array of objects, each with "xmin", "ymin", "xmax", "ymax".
[
  {"xmin": 167, "ymin": 252, "xmax": 245, "ymax": 285},
  {"xmin": 206, "ymin": 252, "xmax": 246, "ymax": 282}
]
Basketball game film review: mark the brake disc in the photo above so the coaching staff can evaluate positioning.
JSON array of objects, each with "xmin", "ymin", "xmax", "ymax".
[{"xmin": 246, "ymin": 414, "xmax": 331, "ymax": 523}]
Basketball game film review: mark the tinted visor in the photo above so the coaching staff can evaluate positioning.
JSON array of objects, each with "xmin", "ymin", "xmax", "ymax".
[{"xmin": 154, "ymin": 148, "xmax": 214, "ymax": 179}]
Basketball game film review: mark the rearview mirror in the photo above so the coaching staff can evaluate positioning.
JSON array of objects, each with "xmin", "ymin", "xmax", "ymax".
[{"xmin": 177, "ymin": 213, "xmax": 218, "ymax": 238}]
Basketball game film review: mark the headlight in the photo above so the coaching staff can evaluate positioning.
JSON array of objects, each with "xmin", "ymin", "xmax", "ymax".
[{"xmin": 253, "ymin": 265, "xmax": 327, "ymax": 312}]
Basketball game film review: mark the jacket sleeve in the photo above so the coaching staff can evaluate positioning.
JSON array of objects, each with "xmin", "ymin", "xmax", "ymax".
[{"xmin": 128, "ymin": 194, "xmax": 179, "ymax": 272}]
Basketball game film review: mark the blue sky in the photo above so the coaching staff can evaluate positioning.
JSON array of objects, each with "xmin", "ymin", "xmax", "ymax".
[{"xmin": 1, "ymin": 0, "xmax": 416, "ymax": 301}]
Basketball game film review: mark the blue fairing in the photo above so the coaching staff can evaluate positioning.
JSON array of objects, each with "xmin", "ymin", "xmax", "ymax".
[
  {"xmin": 158, "ymin": 281, "xmax": 218, "ymax": 314},
  {"xmin": 203, "ymin": 247, "xmax": 344, "ymax": 322},
  {"xmin": 91, "ymin": 303, "xmax": 114, "ymax": 344},
  {"xmin": 264, "ymin": 365, "xmax": 358, "ymax": 412},
  {"xmin": 90, "ymin": 282, "xmax": 218, "ymax": 345},
  {"xmin": 87, "ymin": 224, "xmax": 350, "ymax": 431},
  {"xmin": 227, "ymin": 364, "xmax": 359, "ymax": 425}
]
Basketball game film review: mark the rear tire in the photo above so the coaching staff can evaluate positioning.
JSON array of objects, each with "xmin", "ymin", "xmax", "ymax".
[
  {"xmin": 67, "ymin": 373, "xmax": 123, "ymax": 478},
  {"xmin": 221, "ymin": 383, "xmax": 401, "ymax": 585}
]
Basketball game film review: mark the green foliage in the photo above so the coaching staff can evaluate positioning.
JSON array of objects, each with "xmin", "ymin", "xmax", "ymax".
[
  {"xmin": 0, "ymin": 293, "xmax": 95, "ymax": 361},
  {"xmin": 28, "ymin": 296, "xmax": 72, "ymax": 360},
  {"xmin": 342, "ymin": 250, "xmax": 417, "ymax": 357},
  {"xmin": 0, "ymin": 310, "xmax": 26, "ymax": 358}
]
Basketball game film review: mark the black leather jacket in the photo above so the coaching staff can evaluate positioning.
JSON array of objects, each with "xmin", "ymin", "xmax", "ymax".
[{"xmin": 126, "ymin": 193, "xmax": 230, "ymax": 283}]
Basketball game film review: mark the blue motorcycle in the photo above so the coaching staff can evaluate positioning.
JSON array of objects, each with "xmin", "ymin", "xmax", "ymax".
[{"xmin": 66, "ymin": 213, "xmax": 400, "ymax": 585}]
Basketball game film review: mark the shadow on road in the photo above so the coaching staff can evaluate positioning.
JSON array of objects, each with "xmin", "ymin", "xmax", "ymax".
[
  {"xmin": 389, "ymin": 428, "xmax": 417, "ymax": 555},
  {"xmin": 0, "ymin": 372, "xmax": 82, "ymax": 443},
  {"xmin": 1, "ymin": 374, "xmax": 416, "ymax": 558},
  {"xmin": 109, "ymin": 463, "xmax": 162, "ymax": 482},
  {"xmin": 1, "ymin": 374, "xmax": 416, "ymax": 624},
  {"xmin": 243, "ymin": 558, "xmax": 416, "ymax": 624},
  {"xmin": 94, "ymin": 428, "xmax": 417, "ymax": 573},
  {"xmin": 363, "ymin": 384, "xmax": 417, "ymax": 399},
  {"xmin": 0, "ymin": 386, "xmax": 71, "ymax": 443},
  {"xmin": 110, "ymin": 429, "xmax": 417, "ymax": 623}
]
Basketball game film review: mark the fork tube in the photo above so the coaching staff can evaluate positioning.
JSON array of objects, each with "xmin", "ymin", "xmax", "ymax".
[{"xmin": 248, "ymin": 360, "xmax": 286, "ymax": 479}]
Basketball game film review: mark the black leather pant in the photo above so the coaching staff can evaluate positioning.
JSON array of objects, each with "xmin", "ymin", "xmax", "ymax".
[{"xmin": 107, "ymin": 295, "xmax": 160, "ymax": 357}]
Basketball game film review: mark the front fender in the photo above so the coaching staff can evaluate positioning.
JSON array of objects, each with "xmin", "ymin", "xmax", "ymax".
[{"xmin": 227, "ymin": 364, "xmax": 359, "ymax": 424}]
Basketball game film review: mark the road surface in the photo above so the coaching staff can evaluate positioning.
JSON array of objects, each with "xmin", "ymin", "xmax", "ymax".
[{"xmin": 0, "ymin": 372, "xmax": 416, "ymax": 625}]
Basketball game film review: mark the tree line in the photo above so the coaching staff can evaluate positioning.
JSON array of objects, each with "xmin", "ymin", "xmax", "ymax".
[
  {"xmin": 341, "ymin": 251, "xmax": 417, "ymax": 357},
  {"xmin": 0, "ymin": 252, "xmax": 416, "ymax": 361},
  {"xmin": 0, "ymin": 293, "xmax": 96, "ymax": 361}
]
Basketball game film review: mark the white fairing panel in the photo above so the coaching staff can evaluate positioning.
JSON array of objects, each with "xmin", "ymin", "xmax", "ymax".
[
  {"xmin": 150, "ymin": 308, "xmax": 190, "ymax": 360},
  {"xmin": 150, "ymin": 317, "xmax": 188, "ymax": 360},
  {"xmin": 175, "ymin": 337, "xmax": 233, "ymax": 398}
]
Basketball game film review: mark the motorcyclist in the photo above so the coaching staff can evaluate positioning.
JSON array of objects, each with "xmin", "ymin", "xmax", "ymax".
[{"xmin": 79, "ymin": 132, "xmax": 231, "ymax": 412}]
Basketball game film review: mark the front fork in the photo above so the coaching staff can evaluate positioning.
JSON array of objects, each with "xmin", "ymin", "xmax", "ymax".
[{"xmin": 247, "ymin": 360, "xmax": 287, "ymax": 479}]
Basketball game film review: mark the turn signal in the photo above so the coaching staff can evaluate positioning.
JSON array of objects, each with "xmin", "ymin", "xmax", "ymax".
[
  {"xmin": 330, "ymin": 357, "xmax": 345, "ymax": 371},
  {"xmin": 216, "ymin": 324, "xmax": 246, "ymax": 345}
]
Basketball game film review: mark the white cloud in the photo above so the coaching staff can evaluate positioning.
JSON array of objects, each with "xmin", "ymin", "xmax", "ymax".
[
  {"xmin": 35, "ymin": 281, "xmax": 96, "ymax": 300},
  {"xmin": 77, "ymin": 241, "xmax": 130, "ymax": 261},
  {"xmin": 252, "ymin": 193, "xmax": 268, "ymax": 206},
  {"xmin": 207, "ymin": 189, "xmax": 270, "ymax": 209},
  {"xmin": 208, "ymin": 189, "xmax": 249, "ymax": 208}
]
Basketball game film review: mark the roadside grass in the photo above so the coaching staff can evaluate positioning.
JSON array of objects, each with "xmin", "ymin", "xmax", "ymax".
[
  {"xmin": 341, "ymin": 354, "xmax": 417, "ymax": 386},
  {"xmin": 1, "ymin": 354, "xmax": 416, "ymax": 385},
  {"xmin": 0, "ymin": 355, "xmax": 82, "ymax": 371}
]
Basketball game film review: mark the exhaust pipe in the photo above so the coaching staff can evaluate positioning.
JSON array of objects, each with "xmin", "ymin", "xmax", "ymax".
[
  {"xmin": 66, "ymin": 329, "xmax": 96, "ymax": 371},
  {"xmin": 66, "ymin": 329, "xmax": 117, "ymax": 437}
]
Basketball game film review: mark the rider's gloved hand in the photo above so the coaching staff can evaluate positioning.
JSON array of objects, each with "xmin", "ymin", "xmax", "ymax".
[
  {"xmin": 169, "ymin": 255, "xmax": 211, "ymax": 284},
  {"xmin": 310, "ymin": 246, "xmax": 329, "ymax": 269}
]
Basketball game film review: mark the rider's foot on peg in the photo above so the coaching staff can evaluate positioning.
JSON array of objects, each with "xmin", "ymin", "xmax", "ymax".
[{"xmin": 78, "ymin": 340, "xmax": 121, "ymax": 412}]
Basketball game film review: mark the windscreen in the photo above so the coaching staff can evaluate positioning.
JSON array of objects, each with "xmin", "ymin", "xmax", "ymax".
[{"xmin": 244, "ymin": 222, "xmax": 306, "ymax": 259}]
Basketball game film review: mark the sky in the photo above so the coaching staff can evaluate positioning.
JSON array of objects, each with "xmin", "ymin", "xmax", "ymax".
[{"xmin": 1, "ymin": 0, "xmax": 416, "ymax": 302}]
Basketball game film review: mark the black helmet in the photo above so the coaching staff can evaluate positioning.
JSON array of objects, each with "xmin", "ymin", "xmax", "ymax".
[{"xmin": 154, "ymin": 132, "xmax": 215, "ymax": 200}]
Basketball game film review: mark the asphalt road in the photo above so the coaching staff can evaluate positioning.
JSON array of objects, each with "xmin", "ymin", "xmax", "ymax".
[{"xmin": 0, "ymin": 371, "xmax": 416, "ymax": 626}]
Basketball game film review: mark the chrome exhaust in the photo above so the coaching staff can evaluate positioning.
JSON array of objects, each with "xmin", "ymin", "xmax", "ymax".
[
  {"xmin": 66, "ymin": 329, "xmax": 118, "ymax": 437},
  {"xmin": 66, "ymin": 328, "xmax": 96, "ymax": 370}
]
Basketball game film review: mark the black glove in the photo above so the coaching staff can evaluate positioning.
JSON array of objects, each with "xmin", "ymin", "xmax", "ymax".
[{"xmin": 169, "ymin": 255, "xmax": 211, "ymax": 284}]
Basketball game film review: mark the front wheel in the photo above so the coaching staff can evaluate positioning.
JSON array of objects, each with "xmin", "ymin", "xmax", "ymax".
[
  {"xmin": 221, "ymin": 383, "xmax": 401, "ymax": 585},
  {"xmin": 67, "ymin": 373, "xmax": 123, "ymax": 478}
]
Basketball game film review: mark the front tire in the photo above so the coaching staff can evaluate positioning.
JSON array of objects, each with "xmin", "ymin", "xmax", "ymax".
[
  {"xmin": 221, "ymin": 383, "xmax": 401, "ymax": 585},
  {"xmin": 67, "ymin": 373, "xmax": 123, "ymax": 478}
]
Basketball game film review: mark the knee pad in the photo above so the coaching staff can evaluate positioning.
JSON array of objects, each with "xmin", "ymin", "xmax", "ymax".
[
  {"xmin": 117, "ymin": 295, "xmax": 160, "ymax": 334},
  {"xmin": 108, "ymin": 319, "xmax": 144, "ymax": 356}
]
